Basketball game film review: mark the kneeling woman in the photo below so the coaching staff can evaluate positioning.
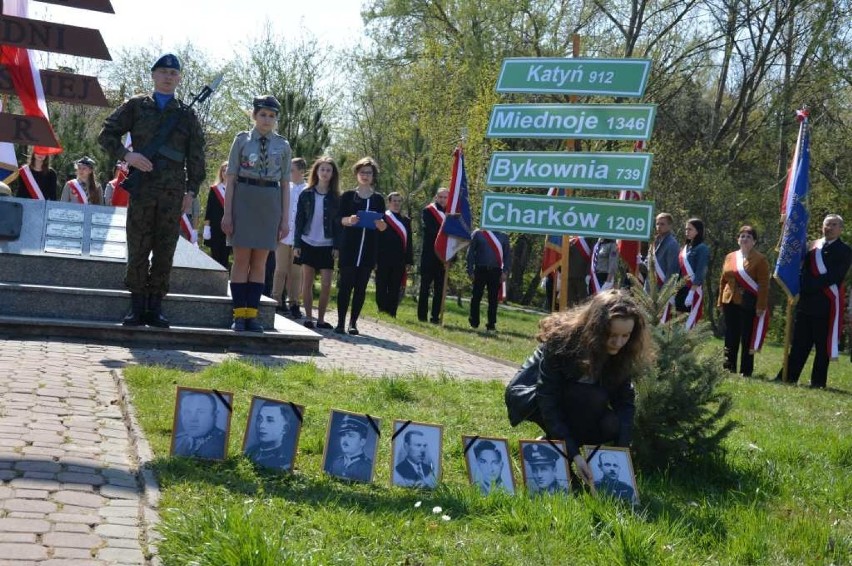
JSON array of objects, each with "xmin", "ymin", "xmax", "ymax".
[
  {"xmin": 505, "ymin": 290, "xmax": 653, "ymax": 484},
  {"xmin": 221, "ymin": 95, "xmax": 291, "ymax": 332}
]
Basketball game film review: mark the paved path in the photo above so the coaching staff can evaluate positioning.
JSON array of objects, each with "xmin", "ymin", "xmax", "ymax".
[{"xmin": 0, "ymin": 318, "xmax": 517, "ymax": 565}]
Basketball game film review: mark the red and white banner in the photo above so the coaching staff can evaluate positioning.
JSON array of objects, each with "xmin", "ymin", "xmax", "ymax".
[
  {"xmin": 18, "ymin": 165, "xmax": 44, "ymax": 200},
  {"xmin": 811, "ymin": 238, "xmax": 842, "ymax": 360},
  {"xmin": 0, "ymin": 0, "xmax": 62, "ymax": 155},
  {"xmin": 384, "ymin": 210, "xmax": 408, "ymax": 250},
  {"xmin": 211, "ymin": 183, "xmax": 226, "ymax": 207},
  {"xmin": 68, "ymin": 180, "xmax": 88, "ymax": 204},
  {"xmin": 180, "ymin": 213, "xmax": 197, "ymax": 245},
  {"xmin": 425, "ymin": 202, "xmax": 445, "ymax": 226},
  {"xmin": 679, "ymin": 246, "xmax": 703, "ymax": 330},
  {"xmin": 734, "ymin": 250, "xmax": 769, "ymax": 352}
]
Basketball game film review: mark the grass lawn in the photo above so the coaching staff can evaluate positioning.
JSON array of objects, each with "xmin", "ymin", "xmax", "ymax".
[{"xmin": 125, "ymin": 326, "xmax": 852, "ymax": 565}]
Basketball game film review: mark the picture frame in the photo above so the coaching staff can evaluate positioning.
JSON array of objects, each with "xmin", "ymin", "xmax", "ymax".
[
  {"xmin": 581, "ymin": 445, "xmax": 639, "ymax": 505},
  {"xmin": 321, "ymin": 409, "xmax": 381, "ymax": 483},
  {"xmin": 241, "ymin": 396, "xmax": 305, "ymax": 472},
  {"xmin": 518, "ymin": 439, "xmax": 571, "ymax": 495},
  {"xmin": 170, "ymin": 386, "xmax": 234, "ymax": 461},
  {"xmin": 462, "ymin": 435, "xmax": 515, "ymax": 495},
  {"xmin": 390, "ymin": 420, "xmax": 443, "ymax": 489}
]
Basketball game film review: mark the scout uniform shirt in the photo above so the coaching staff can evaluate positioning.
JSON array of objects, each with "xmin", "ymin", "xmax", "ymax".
[{"xmin": 227, "ymin": 127, "xmax": 291, "ymax": 184}]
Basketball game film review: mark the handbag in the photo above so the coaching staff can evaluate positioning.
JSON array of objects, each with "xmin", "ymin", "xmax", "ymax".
[{"xmin": 505, "ymin": 347, "xmax": 543, "ymax": 426}]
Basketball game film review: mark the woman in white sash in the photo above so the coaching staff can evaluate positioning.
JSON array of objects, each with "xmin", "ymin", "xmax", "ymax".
[
  {"xmin": 59, "ymin": 156, "xmax": 103, "ymax": 205},
  {"xmin": 717, "ymin": 226, "xmax": 770, "ymax": 376},
  {"xmin": 676, "ymin": 218, "xmax": 710, "ymax": 329}
]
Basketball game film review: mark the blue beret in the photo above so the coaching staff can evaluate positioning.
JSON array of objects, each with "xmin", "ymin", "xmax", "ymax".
[{"xmin": 151, "ymin": 54, "xmax": 181, "ymax": 72}]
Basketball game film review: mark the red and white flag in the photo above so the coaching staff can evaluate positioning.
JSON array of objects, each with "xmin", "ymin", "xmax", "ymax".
[
  {"xmin": 180, "ymin": 213, "xmax": 197, "ymax": 245},
  {"xmin": 434, "ymin": 146, "xmax": 472, "ymax": 262},
  {"xmin": 0, "ymin": 0, "xmax": 62, "ymax": 155},
  {"xmin": 18, "ymin": 165, "xmax": 44, "ymax": 200}
]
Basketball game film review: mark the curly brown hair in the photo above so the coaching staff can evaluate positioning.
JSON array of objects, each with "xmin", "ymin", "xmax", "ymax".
[{"xmin": 537, "ymin": 289, "xmax": 653, "ymax": 386}]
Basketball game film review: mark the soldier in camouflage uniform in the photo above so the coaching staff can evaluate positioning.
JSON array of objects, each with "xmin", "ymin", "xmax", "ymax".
[{"xmin": 98, "ymin": 54, "xmax": 206, "ymax": 327}]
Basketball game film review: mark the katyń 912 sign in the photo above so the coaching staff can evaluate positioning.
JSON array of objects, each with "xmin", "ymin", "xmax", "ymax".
[
  {"xmin": 496, "ymin": 58, "xmax": 652, "ymax": 97},
  {"xmin": 486, "ymin": 151, "xmax": 653, "ymax": 191},
  {"xmin": 480, "ymin": 192, "xmax": 654, "ymax": 240}
]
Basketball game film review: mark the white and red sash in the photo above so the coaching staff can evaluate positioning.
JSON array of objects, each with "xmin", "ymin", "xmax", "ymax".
[
  {"xmin": 18, "ymin": 165, "xmax": 44, "ymax": 200},
  {"xmin": 180, "ymin": 213, "xmax": 197, "ymax": 245},
  {"xmin": 384, "ymin": 210, "xmax": 408, "ymax": 251},
  {"xmin": 654, "ymin": 243, "xmax": 674, "ymax": 323},
  {"xmin": 571, "ymin": 236, "xmax": 592, "ymax": 262},
  {"xmin": 810, "ymin": 239, "xmax": 842, "ymax": 360},
  {"xmin": 589, "ymin": 240, "xmax": 602, "ymax": 295},
  {"xmin": 482, "ymin": 230, "xmax": 507, "ymax": 302},
  {"xmin": 679, "ymin": 246, "xmax": 703, "ymax": 330},
  {"xmin": 68, "ymin": 180, "xmax": 88, "ymax": 204},
  {"xmin": 733, "ymin": 251, "xmax": 769, "ymax": 352},
  {"xmin": 211, "ymin": 183, "xmax": 226, "ymax": 207},
  {"xmin": 425, "ymin": 203, "xmax": 445, "ymax": 226}
]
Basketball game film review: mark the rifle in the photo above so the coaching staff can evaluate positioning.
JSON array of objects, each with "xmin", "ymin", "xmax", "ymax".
[{"xmin": 121, "ymin": 74, "xmax": 223, "ymax": 197}]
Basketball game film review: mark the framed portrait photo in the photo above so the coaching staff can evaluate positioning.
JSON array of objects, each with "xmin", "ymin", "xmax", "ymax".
[
  {"xmin": 518, "ymin": 439, "xmax": 571, "ymax": 495},
  {"xmin": 462, "ymin": 435, "xmax": 515, "ymax": 496},
  {"xmin": 321, "ymin": 409, "xmax": 381, "ymax": 483},
  {"xmin": 241, "ymin": 396, "xmax": 305, "ymax": 472},
  {"xmin": 581, "ymin": 445, "xmax": 639, "ymax": 506},
  {"xmin": 170, "ymin": 386, "xmax": 234, "ymax": 461},
  {"xmin": 390, "ymin": 420, "xmax": 443, "ymax": 489}
]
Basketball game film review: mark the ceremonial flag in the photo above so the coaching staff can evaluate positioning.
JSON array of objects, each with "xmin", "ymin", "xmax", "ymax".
[
  {"xmin": 540, "ymin": 187, "xmax": 567, "ymax": 277},
  {"xmin": 0, "ymin": 99, "xmax": 20, "ymax": 184},
  {"xmin": 434, "ymin": 146, "xmax": 472, "ymax": 262},
  {"xmin": 774, "ymin": 110, "xmax": 810, "ymax": 299},
  {"xmin": 0, "ymin": 0, "xmax": 62, "ymax": 155}
]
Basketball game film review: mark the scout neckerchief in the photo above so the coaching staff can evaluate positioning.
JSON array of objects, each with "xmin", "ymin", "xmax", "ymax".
[
  {"xmin": 810, "ymin": 238, "xmax": 844, "ymax": 360},
  {"xmin": 69, "ymin": 179, "xmax": 88, "ymax": 204},
  {"xmin": 482, "ymin": 230, "xmax": 506, "ymax": 302},
  {"xmin": 18, "ymin": 165, "xmax": 45, "ymax": 200},
  {"xmin": 426, "ymin": 202, "xmax": 445, "ymax": 226},
  {"xmin": 588, "ymin": 240, "xmax": 603, "ymax": 295},
  {"xmin": 679, "ymin": 244, "xmax": 703, "ymax": 330},
  {"xmin": 733, "ymin": 250, "xmax": 769, "ymax": 353},
  {"xmin": 180, "ymin": 213, "xmax": 197, "ymax": 245},
  {"xmin": 212, "ymin": 182, "xmax": 226, "ymax": 207},
  {"xmin": 384, "ymin": 210, "xmax": 407, "ymax": 251}
]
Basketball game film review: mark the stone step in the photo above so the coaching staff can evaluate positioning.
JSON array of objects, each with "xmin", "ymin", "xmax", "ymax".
[
  {"xmin": 0, "ymin": 240, "xmax": 229, "ymax": 297},
  {"xmin": 0, "ymin": 282, "xmax": 275, "ymax": 329},
  {"xmin": 0, "ymin": 314, "xmax": 320, "ymax": 354}
]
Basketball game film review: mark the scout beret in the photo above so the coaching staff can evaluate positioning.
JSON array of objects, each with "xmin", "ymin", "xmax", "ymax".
[
  {"xmin": 252, "ymin": 95, "xmax": 281, "ymax": 113},
  {"xmin": 523, "ymin": 443, "xmax": 558, "ymax": 466},
  {"xmin": 151, "ymin": 53, "xmax": 181, "ymax": 72},
  {"xmin": 76, "ymin": 156, "xmax": 96, "ymax": 168},
  {"xmin": 338, "ymin": 415, "xmax": 368, "ymax": 438}
]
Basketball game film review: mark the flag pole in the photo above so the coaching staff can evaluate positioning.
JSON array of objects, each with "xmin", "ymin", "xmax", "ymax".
[
  {"xmin": 557, "ymin": 33, "xmax": 581, "ymax": 312},
  {"xmin": 438, "ymin": 131, "xmax": 467, "ymax": 326}
]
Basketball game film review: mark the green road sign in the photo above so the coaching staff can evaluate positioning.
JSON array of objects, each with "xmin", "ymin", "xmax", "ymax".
[
  {"xmin": 486, "ymin": 151, "xmax": 653, "ymax": 191},
  {"xmin": 481, "ymin": 193, "xmax": 654, "ymax": 240},
  {"xmin": 486, "ymin": 104, "xmax": 656, "ymax": 140},
  {"xmin": 496, "ymin": 58, "xmax": 652, "ymax": 97}
]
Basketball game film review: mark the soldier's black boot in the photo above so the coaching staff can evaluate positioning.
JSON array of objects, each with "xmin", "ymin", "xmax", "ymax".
[
  {"xmin": 145, "ymin": 294, "xmax": 170, "ymax": 328},
  {"xmin": 122, "ymin": 293, "xmax": 146, "ymax": 326}
]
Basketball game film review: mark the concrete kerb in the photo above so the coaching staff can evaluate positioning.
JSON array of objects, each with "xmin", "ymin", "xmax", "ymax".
[{"xmin": 110, "ymin": 369, "xmax": 162, "ymax": 566}]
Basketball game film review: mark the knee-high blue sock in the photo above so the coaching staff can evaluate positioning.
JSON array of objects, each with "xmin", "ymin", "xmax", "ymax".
[
  {"xmin": 247, "ymin": 282, "xmax": 265, "ymax": 309},
  {"xmin": 230, "ymin": 281, "xmax": 249, "ymax": 314}
]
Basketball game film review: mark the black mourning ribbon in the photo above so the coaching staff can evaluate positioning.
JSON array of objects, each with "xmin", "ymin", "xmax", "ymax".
[
  {"xmin": 212, "ymin": 389, "xmax": 232, "ymax": 413},
  {"xmin": 364, "ymin": 414, "xmax": 381, "ymax": 437},
  {"xmin": 391, "ymin": 420, "xmax": 413, "ymax": 441},
  {"xmin": 545, "ymin": 439, "xmax": 571, "ymax": 461},
  {"xmin": 463, "ymin": 436, "xmax": 481, "ymax": 455},
  {"xmin": 288, "ymin": 402, "xmax": 303, "ymax": 423},
  {"xmin": 584, "ymin": 444, "xmax": 603, "ymax": 464}
]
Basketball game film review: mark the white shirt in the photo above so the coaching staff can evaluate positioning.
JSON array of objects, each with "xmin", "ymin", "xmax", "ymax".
[{"xmin": 283, "ymin": 181, "xmax": 307, "ymax": 245}]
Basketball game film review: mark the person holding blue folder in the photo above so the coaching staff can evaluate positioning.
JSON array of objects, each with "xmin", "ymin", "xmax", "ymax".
[{"xmin": 335, "ymin": 157, "xmax": 387, "ymax": 335}]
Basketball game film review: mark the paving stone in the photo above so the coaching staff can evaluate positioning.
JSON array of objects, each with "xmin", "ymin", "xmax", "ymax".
[
  {"xmin": 51, "ymin": 547, "xmax": 95, "ymax": 559},
  {"xmin": 14, "ymin": 461, "xmax": 61, "ymax": 473},
  {"xmin": 94, "ymin": 524, "xmax": 137, "ymax": 539},
  {"xmin": 0, "ymin": 543, "xmax": 48, "ymax": 560},
  {"xmin": 9, "ymin": 478, "xmax": 60, "ymax": 490},
  {"xmin": 3, "ymin": 498, "xmax": 57, "ymax": 513},
  {"xmin": 52, "ymin": 523, "xmax": 92, "ymax": 533},
  {"xmin": 13, "ymin": 489, "xmax": 49, "ymax": 499},
  {"xmin": 98, "ymin": 506, "xmax": 138, "ymax": 518},
  {"xmin": 42, "ymin": 532, "xmax": 102, "ymax": 548},
  {"xmin": 0, "ymin": 518, "xmax": 50, "ymax": 533},
  {"xmin": 97, "ymin": 548, "xmax": 144, "ymax": 563},
  {"xmin": 98, "ymin": 485, "xmax": 138, "ymax": 500},
  {"xmin": 0, "ymin": 533, "xmax": 37, "ymax": 543},
  {"xmin": 47, "ymin": 512, "xmax": 100, "ymax": 524}
]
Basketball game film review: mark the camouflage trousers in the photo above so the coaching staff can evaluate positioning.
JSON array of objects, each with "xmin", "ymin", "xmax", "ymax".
[{"xmin": 125, "ymin": 188, "xmax": 183, "ymax": 295}]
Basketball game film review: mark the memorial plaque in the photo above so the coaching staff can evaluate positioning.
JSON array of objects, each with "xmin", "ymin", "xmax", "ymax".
[
  {"xmin": 90, "ymin": 241, "xmax": 125, "ymax": 259},
  {"xmin": 90, "ymin": 225, "xmax": 125, "ymax": 242},
  {"xmin": 91, "ymin": 211, "xmax": 125, "ymax": 227},
  {"xmin": 44, "ymin": 237, "xmax": 82, "ymax": 255},
  {"xmin": 46, "ymin": 222, "xmax": 84, "ymax": 239},
  {"xmin": 48, "ymin": 208, "xmax": 84, "ymax": 223}
]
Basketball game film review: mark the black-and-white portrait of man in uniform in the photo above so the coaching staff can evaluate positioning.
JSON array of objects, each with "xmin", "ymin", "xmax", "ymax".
[
  {"xmin": 171, "ymin": 387, "xmax": 233, "ymax": 461},
  {"xmin": 242, "ymin": 397, "xmax": 304, "ymax": 472},
  {"xmin": 322, "ymin": 410, "xmax": 380, "ymax": 483}
]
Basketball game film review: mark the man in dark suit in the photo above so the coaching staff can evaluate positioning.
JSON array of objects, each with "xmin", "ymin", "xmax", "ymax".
[
  {"xmin": 418, "ymin": 187, "xmax": 448, "ymax": 323},
  {"xmin": 377, "ymin": 192, "xmax": 414, "ymax": 317},
  {"xmin": 593, "ymin": 452, "xmax": 635, "ymax": 503},
  {"xmin": 467, "ymin": 229, "xmax": 511, "ymax": 332},
  {"xmin": 328, "ymin": 415, "xmax": 374, "ymax": 482},
  {"xmin": 394, "ymin": 429, "xmax": 437, "ymax": 488},
  {"xmin": 776, "ymin": 214, "xmax": 852, "ymax": 388}
]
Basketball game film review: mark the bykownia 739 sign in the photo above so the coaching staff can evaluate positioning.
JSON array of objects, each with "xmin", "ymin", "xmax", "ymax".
[{"xmin": 480, "ymin": 192, "xmax": 654, "ymax": 240}]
